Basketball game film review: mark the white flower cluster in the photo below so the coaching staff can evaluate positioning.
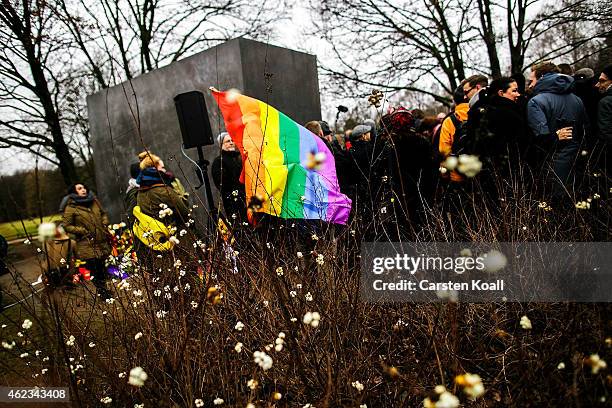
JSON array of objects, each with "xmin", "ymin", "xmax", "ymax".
[
  {"xmin": 442, "ymin": 154, "xmax": 482, "ymax": 178},
  {"xmin": 575, "ymin": 200, "xmax": 591, "ymax": 210},
  {"xmin": 247, "ymin": 379, "xmax": 258, "ymax": 390},
  {"xmin": 100, "ymin": 396, "xmax": 113, "ymax": 404},
  {"xmin": 37, "ymin": 222, "xmax": 56, "ymax": 241},
  {"xmin": 235, "ymin": 321, "xmax": 245, "ymax": 331},
  {"xmin": 158, "ymin": 203, "xmax": 173, "ymax": 218},
  {"xmin": 128, "ymin": 366, "xmax": 148, "ymax": 387},
  {"xmin": 586, "ymin": 354, "xmax": 607, "ymax": 374},
  {"xmin": 2, "ymin": 341, "xmax": 15, "ymax": 350},
  {"xmin": 351, "ymin": 380, "xmax": 364, "ymax": 392},
  {"xmin": 423, "ymin": 385, "xmax": 459, "ymax": 408},
  {"xmin": 316, "ymin": 254, "xmax": 324, "ymax": 265},
  {"xmin": 234, "ymin": 342, "xmax": 243, "ymax": 353},
  {"xmin": 274, "ymin": 332, "xmax": 286, "ymax": 352},
  {"xmin": 66, "ymin": 335, "xmax": 76, "ymax": 346},
  {"xmin": 253, "ymin": 350, "xmax": 273, "ymax": 371},
  {"xmin": 22, "ymin": 319, "xmax": 32, "ymax": 329},
  {"xmin": 303, "ymin": 312, "xmax": 321, "ymax": 328},
  {"xmin": 455, "ymin": 373, "xmax": 485, "ymax": 398},
  {"xmin": 276, "ymin": 267, "xmax": 284, "ymax": 276},
  {"xmin": 482, "ymin": 249, "xmax": 507, "ymax": 273},
  {"xmin": 213, "ymin": 397, "xmax": 224, "ymax": 405},
  {"xmin": 520, "ymin": 315, "xmax": 532, "ymax": 330}
]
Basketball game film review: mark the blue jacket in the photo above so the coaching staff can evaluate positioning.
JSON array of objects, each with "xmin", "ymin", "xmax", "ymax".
[
  {"xmin": 527, "ymin": 73, "xmax": 589, "ymax": 140},
  {"xmin": 527, "ymin": 73, "xmax": 590, "ymax": 197}
]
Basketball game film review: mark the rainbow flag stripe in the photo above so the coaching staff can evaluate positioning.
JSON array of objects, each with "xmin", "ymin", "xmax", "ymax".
[{"xmin": 211, "ymin": 89, "xmax": 352, "ymax": 224}]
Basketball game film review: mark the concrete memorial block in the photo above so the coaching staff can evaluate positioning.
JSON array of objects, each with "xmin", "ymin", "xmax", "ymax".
[{"xmin": 87, "ymin": 38, "xmax": 321, "ymax": 221}]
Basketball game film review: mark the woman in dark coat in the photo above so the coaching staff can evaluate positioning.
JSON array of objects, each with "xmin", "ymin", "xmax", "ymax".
[
  {"xmin": 62, "ymin": 183, "xmax": 112, "ymax": 298},
  {"xmin": 211, "ymin": 132, "xmax": 246, "ymax": 224}
]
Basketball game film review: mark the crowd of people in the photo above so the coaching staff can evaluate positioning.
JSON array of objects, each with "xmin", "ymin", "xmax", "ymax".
[
  {"xmin": 214, "ymin": 61, "xmax": 611, "ymax": 228},
  {"xmin": 36, "ymin": 61, "xmax": 611, "ymax": 296}
]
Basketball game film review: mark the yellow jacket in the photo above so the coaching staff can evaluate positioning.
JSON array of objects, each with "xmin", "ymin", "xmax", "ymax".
[{"xmin": 439, "ymin": 103, "xmax": 469, "ymax": 182}]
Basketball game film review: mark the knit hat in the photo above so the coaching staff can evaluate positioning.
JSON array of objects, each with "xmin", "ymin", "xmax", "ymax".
[
  {"xmin": 217, "ymin": 132, "xmax": 230, "ymax": 146},
  {"xmin": 602, "ymin": 64, "xmax": 612, "ymax": 81},
  {"xmin": 574, "ymin": 68, "xmax": 594, "ymax": 80},
  {"xmin": 350, "ymin": 124, "xmax": 371, "ymax": 141}
]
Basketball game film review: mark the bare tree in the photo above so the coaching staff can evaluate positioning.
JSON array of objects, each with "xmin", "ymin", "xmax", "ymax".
[
  {"xmin": 0, "ymin": 0, "xmax": 284, "ymax": 185},
  {"xmin": 312, "ymin": 0, "xmax": 611, "ymax": 105},
  {"xmin": 0, "ymin": 0, "xmax": 78, "ymax": 185},
  {"xmin": 313, "ymin": 0, "xmax": 478, "ymax": 106},
  {"xmin": 53, "ymin": 0, "xmax": 284, "ymax": 88}
]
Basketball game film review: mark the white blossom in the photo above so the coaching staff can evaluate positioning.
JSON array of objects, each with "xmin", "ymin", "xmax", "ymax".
[
  {"xmin": 22, "ymin": 319, "xmax": 33, "ymax": 330},
  {"xmin": 128, "ymin": 366, "xmax": 148, "ymax": 387},
  {"xmin": 520, "ymin": 315, "xmax": 532, "ymax": 330},
  {"xmin": 303, "ymin": 311, "xmax": 321, "ymax": 328},
  {"xmin": 253, "ymin": 350, "xmax": 273, "ymax": 370}
]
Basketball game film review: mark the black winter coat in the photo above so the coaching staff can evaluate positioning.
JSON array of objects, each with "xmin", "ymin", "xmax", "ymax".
[
  {"xmin": 598, "ymin": 87, "xmax": 612, "ymax": 144},
  {"xmin": 211, "ymin": 150, "xmax": 246, "ymax": 222}
]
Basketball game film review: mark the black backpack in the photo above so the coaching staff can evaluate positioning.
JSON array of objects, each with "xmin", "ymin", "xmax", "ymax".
[
  {"xmin": 452, "ymin": 90, "xmax": 492, "ymax": 157},
  {"xmin": 432, "ymin": 112, "xmax": 463, "ymax": 163}
]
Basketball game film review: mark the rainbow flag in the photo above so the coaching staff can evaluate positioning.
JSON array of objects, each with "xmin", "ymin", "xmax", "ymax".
[{"xmin": 211, "ymin": 88, "xmax": 352, "ymax": 224}]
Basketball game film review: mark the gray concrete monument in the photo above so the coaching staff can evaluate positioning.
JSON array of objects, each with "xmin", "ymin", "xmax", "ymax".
[{"xmin": 87, "ymin": 38, "xmax": 321, "ymax": 222}]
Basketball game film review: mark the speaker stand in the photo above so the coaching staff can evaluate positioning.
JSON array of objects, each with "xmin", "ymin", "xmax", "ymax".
[{"xmin": 194, "ymin": 145, "xmax": 216, "ymax": 233}]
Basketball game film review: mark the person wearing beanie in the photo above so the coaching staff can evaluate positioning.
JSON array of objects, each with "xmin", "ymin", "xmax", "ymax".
[{"xmin": 211, "ymin": 132, "xmax": 246, "ymax": 223}]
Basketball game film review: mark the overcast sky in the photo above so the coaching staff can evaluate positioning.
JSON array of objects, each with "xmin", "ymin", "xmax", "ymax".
[{"xmin": 0, "ymin": 4, "xmax": 346, "ymax": 176}]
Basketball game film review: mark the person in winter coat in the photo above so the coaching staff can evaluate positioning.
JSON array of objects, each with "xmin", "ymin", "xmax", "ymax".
[
  {"xmin": 136, "ymin": 151, "xmax": 190, "ymax": 227},
  {"xmin": 138, "ymin": 151, "xmax": 189, "ymax": 204},
  {"xmin": 381, "ymin": 107, "xmax": 434, "ymax": 235},
  {"xmin": 62, "ymin": 183, "xmax": 112, "ymax": 298},
  {"xmin": 211, "ymin": 132, "xmax": 247, "ymax": 223},
  {"xmin": 473, "ymin": 77, "xmax": 529, "ymax": 179},
  {"xmin": 39, "ymin": 224, "xmax": 77, "ymax": 287},
  {"xmin": 345, "ymin": 124, "xmax": 377, "ymax": 212},
  {"xmin": 595, "ymin": 64, "xmax": 612, "ymax": 177},
  {"xmin": 527, "ymin": 61, "xmax": 590, "ymax": 201}
]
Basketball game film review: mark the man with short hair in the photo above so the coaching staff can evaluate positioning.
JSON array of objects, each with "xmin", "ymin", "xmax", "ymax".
[
  {"xmin": 527, "ymin": 61, "xmax": 589, "ymax": 201},
  {"xmin": 463, "ymin": 75, "xmax": 489, "ymax": 107},
  {"xmin": 595, "ymin": 65, "xmax": 612, "ymax": 144}
]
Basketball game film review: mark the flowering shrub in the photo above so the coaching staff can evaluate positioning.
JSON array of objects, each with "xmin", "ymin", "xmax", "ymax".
[{"xmin": 0, "ymin": 166, "xmax": 610, "ymax": 407}]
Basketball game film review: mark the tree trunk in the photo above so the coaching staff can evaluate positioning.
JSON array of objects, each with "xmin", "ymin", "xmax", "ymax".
[{"xmin": 477, "ymin": 0, "xmax": 502, "ymax": 78}]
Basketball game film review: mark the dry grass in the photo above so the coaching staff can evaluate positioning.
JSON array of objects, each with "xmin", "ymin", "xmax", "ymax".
[{"xmin": 0, "ymin": 167, "xmax": 610, "ymax": 408}]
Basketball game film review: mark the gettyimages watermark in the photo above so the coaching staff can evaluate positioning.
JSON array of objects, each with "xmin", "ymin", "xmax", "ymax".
[{"xmin": 360, "ymin": 242, "xmax": 612, "ymax": 302}]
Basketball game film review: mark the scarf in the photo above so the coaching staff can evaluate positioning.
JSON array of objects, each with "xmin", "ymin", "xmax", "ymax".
[
  {"xmin": 69, "ymin": 191, "xmax": 95, "ymax": 206},
  {"xmin": 137, "ymin": 167, "xmax": 175, "ymax": 188}
]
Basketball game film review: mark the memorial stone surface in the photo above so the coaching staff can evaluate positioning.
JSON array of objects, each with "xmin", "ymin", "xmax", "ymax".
[{"xmin": 87, "ymin": 38, "xmax": 322, "ymax": 221}]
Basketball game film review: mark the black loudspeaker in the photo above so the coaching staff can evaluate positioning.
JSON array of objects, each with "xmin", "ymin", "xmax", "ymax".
[{"xmin": 174, "ymin": 91, "xmax": 214, "ymax": 148}]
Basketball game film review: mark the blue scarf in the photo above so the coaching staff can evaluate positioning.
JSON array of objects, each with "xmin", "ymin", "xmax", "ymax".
[{"xmin": 136, "ymin": 167, "xmax": 175, "ymax": 188}]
